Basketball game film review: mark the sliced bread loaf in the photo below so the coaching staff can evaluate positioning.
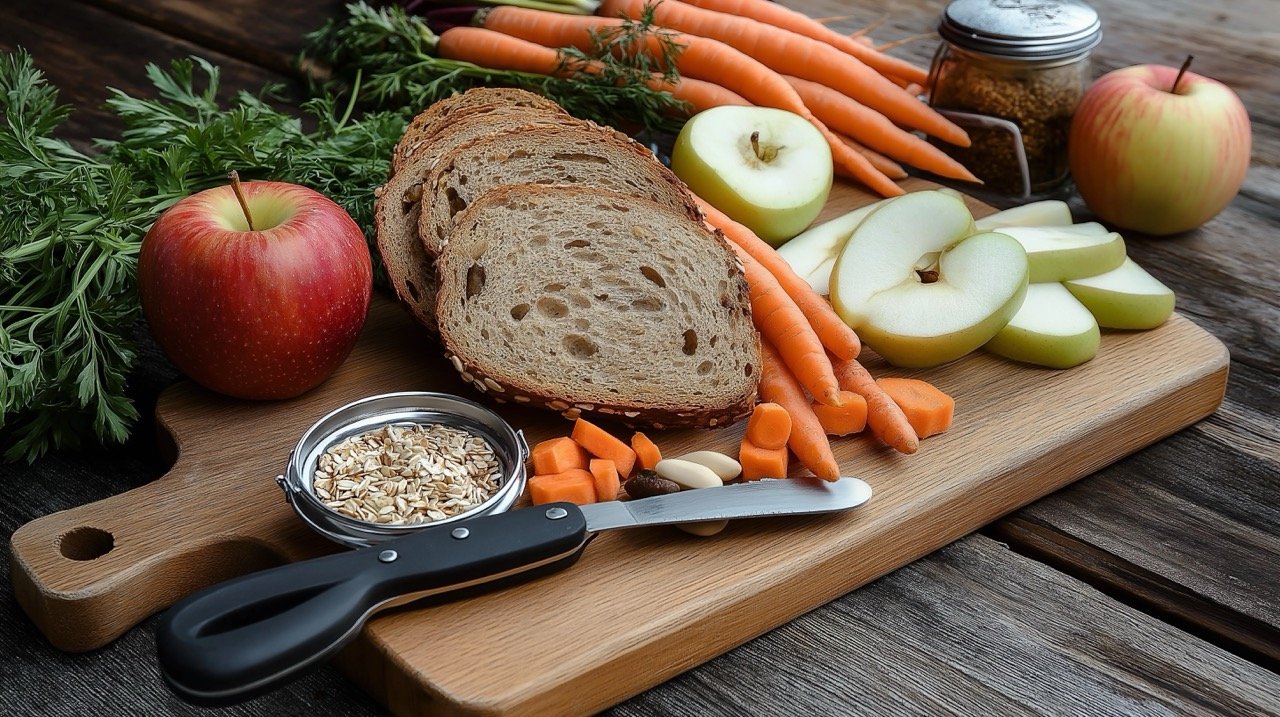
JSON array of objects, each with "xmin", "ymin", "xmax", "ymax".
[
  {"xmin": 418, "ymin": 122, "xmax": 700, "ymax": 257},
  {"xmin": 375, "ymin": 106, "xmax": 585, "ymax": 332},
  {"xmin": 390, "ymin": 88, "xmax": 568, "ymax": 174},
  {"xmin": 435, "ymin": 184, "xmax": 760, "ymax": 429}
]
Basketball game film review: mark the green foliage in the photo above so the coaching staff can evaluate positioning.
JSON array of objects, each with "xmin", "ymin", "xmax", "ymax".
[
  {"xmin": 301, "ymin": 2, "xmax": 688, "ymax": 135},
  {"xmin": 0, "ymin": 50, "xmax": 404, "ymax": 462}
]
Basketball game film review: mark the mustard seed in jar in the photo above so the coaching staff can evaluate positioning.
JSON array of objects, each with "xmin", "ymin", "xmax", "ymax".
[{"xmin": 928, "ymin": 0, "xmax": 1102, "ymax": 196}]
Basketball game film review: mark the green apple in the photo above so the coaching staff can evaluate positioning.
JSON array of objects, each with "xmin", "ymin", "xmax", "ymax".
[
  {"xmin": 985, "ymin": 283, "xmax": 1100, "ymax": 369},
  {"xmin": 672, "ymin": 106, "xmax": 832, "ymax": 246},
  {"xmin": 830, "ymin": 191, "xmax": 1029, "ymax": 368},
  {"xmin": 975, "ymin": 200, "xmax": 1073, "ymax": 231},
  {"xmin": 996, "ymin": 224, "xmax": 1126, "ymax": 282},
  {"xmin": 1064, "ymin": 257, "xmax": 1177, "ymax": 329}
]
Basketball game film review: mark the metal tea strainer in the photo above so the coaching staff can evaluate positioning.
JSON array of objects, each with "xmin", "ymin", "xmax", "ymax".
[{"xmin": 275, "ymin": 391, "xmax": 529, "ymax": 548}]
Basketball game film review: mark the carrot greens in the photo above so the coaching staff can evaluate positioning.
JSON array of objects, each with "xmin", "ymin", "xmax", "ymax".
[
  {"xmin": 0, "ymin": 51, "xmax": 403, "ymax": 462},
  {"xmin": 302, "ymin": 2, "xmax": 688, "ymax": 135}
]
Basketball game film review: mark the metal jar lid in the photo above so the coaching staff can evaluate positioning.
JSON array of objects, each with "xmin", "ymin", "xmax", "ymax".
[
  {"xmin": 276, "ymin": 391, "xmax": 529, "ymax": 549},
  {"xmin": 938, "ymin": 0, "xmax": 1102, "ymax": 61}
]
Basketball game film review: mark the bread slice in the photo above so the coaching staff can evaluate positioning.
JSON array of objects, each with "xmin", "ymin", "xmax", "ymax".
[
  {"xmin": 418, "ymin": 122, "xmax": 700, "ymax": 258},
  {"xmin": 375, "ymin": 107, "xmax": 585, "ymax": 332},
  {"xmin": 390, "ymin": 88, "xmax": 568, "ymax": 174},
  {"xmin": 435, "ymin": 185, "xmax": 759, "ymax": 429}
]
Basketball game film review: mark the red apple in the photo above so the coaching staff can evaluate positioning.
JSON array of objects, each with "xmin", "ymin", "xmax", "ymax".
[
  {"xmin": 1069, "ymin": 58, "xmax": 1251, "ymax": 236},
  {"xmin": 139, "ymin": 176, "xmax": 372, "ymax": 399}
]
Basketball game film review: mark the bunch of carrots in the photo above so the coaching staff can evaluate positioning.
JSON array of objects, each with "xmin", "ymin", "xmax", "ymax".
[{"xmin": 420, "ymin": 0, "xmax": 978, "ymax": 196}]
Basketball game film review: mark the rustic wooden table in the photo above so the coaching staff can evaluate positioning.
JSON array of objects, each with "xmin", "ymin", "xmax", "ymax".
[{"xmin": 1, "ymin": 0, "xmax": 1276, "ymax": 715}]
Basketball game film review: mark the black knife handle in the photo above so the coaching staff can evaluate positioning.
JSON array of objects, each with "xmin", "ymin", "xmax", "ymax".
[{"xmin": 156, "ymin": 503, "xmax": 589, "ymax": 705}]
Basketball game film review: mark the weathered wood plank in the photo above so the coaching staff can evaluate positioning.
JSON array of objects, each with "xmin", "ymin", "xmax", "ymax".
[
  {"xmin": 0, "ymin": 0, "xmax": 290, "ymax": 145},
  {"xmin": 76, "ymin": 0, "xmax": 344, "ymax": 75},
  {"xmin": 1004, "ymin": 369, "xmax": 1280, "ymax": 633},
  {"xmin": 609, "ymin": 537, "xmax": 1280, "ymax": 717},
  {"xmin": 988, "ymin": 515, "xmax": 1280, "ymax": 670}
]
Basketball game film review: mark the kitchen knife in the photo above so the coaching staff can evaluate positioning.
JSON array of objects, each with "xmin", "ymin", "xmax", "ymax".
[{"xmin": 156, "ymin": 476, "xmax": 871, "ymax": 705}]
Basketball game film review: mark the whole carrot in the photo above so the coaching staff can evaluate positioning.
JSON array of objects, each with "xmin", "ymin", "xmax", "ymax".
[
  {"xmin": 726, "ymin": 240, "xmax": 842, "ymax": 407},
  {"xmin": 679, "ymin": 0, "xmax": 930, "ymax": 86},
  {"xmin": 655, "ymin": 76, "xmax": 750, "ymax": 112},
  {"xmin": 830, "ymin": 355, "xmax": 919, "ymax": 454},
  {"xmin": 836, "ymin": 134, "xmax": 907, "ymax": 180},
  {"xmin": 598, "ymin": 0, "xmax": 968, "ymax": 147},
  {"xmin": 697, "ymin": 197, "xmax": 861, "ymax": 361},
  {"xmin": 480, "ymin": 7, "xmax": 903, "ymax": 196},
  {"xmin": 435, "ymin": 27, "xmax": 743, "ymax": 115},
  {"xmin": 785, "ymin": 75, "xmax": 980, "ymax": 183},
  {"xmin": 759, "ymin": 340, "xmax": 841, "ymax": 481}
]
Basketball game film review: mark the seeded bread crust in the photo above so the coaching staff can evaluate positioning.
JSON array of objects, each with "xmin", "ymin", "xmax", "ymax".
[
  {"xmin": 434, "ymin": 185, "xmax": 759, "ymax": 429},
  {"xmin": 390, "ymin": 88, "xmax": 568, "ymax": 175},
  {"xmin": 417, "ymin": 121, "xmax": 702, "ymax": 258},
  {"xmin": 375, "ymin": 107, "xmax": 585, "ymax": 332}
]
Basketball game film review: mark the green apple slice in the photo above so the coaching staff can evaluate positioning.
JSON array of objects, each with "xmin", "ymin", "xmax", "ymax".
[
  {"xmin": 830, "ymin": 191, "xmax": 1029, "ymax": 368},
  {"xmin": 985, "ymin": 283, "xmax": 1100, "ymax": 369},
  {"xmin": 777, "ymin": 198, "xmax": 888, "ymax": 282},
  {"xmin": 996, "ymin": 224, "xmax": 1127, "ymax": 282},
  {"xmin": 1064, "ymin": 257, "xmax": 1176, "ymax": 329},
  {"xmin": 806, "ymin": 256, "xmax": 837, "ymax": 296},
  {"xmin": 974, "ymin": 200, "xmax": 1073, "ymax": 231},
  {"xmin": 778, "ymin": 189, "xmax": 967, "ymax": 293}
]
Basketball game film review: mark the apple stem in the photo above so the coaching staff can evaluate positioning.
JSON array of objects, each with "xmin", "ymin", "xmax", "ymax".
[
  {"xmin": 1171, "ymin": 55, "xmax": 1194, "ymax": 94},
  {"xmin": 228, "ymin": 170, "xmax": 256, "ymax": 231}
]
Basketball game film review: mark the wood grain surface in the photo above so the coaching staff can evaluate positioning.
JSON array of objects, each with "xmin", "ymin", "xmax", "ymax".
[
  {"xmin": 610, "ymin": 537, "xmax": 1280, "ymax": 717},
  {"xmin": 2, "ymin": 0, "xmax": 1277, "ymax": 715},
  {"xmin": 9, "ymin": 174, "xmax": 1229, "ymax": 713}
]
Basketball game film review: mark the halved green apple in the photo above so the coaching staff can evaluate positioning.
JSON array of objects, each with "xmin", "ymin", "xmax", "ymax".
[
  {"xmin": 672, "ymin": 106, "xmax": 832, "ymax": 246},
  {"xmin": 974, "ymin": 200, "xmax": 1073, "ymax": 231},
  {"xmin": 985, "ymin": 283, "xmax": 1100, "ymax": 369},
  {"xmin": 1064, "ymin": 257, "xmax": 1176, "ymax": 329},
  {"xmin": 830, "ymin": 191, "xmax": 1029, "ymax": 368},
  {"xmin": 996, "ymin": 224, "xmax": 1126, "ymax": 282}
]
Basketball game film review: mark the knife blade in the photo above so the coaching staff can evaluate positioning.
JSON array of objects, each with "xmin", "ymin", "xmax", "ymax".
[
  {"xmin": 581, "ymin": 476, "xmax": 871, "ymax": 531},
  {"xmin": 156, "ymin": 477, "xmax": 871, "ymax": 706}
]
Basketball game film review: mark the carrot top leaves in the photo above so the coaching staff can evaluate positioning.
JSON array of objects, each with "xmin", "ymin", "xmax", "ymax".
[{"xmin": 304, "ymin": 2, "xmax": 689, "ymax": 134}]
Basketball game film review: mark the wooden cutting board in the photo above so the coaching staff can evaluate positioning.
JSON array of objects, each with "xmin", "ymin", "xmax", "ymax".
[{"xmin": 9, "ymin": 179, "xmax": 1229, "ymax": 716}]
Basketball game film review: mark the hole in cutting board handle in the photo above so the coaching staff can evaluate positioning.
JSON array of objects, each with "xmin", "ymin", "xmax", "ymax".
[{"xmin": 58, "ymin": 527, "xmax": 114, "ymax": 561}]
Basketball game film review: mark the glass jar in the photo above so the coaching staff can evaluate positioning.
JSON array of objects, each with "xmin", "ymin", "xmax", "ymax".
[{"xmin": 927, "ymin": 0, "xmax": 1102, "ymax": 197}]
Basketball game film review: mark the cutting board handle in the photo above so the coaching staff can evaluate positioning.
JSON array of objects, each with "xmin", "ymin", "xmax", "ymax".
[{"xmin": 9, "ymin": 466, "xmax": 289, "ymax": 652}]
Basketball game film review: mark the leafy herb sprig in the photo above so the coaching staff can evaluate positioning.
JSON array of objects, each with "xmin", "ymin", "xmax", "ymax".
[
  {"xmin": 0, "ymin": 50, "xmax": 404, "ymax": 463},
  {"xmin": 301, "ymin": 2, "xmax": 688, "ymax": 136}
]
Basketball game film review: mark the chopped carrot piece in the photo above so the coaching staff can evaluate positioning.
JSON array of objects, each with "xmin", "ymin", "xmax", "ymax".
[
  {"xmin": 812, "ymin": 391, "xmax": 868, "ymax": 436},
  {"xmin": 589, "ymin": 459, "xmax": 621, "ymax": 502},
  {"xmin": 528, "ymin": 469, "xmax": 596, "ymax": 506},
  {"xmin": 876, "ymin": 378, "xmax": 955, "ymax": 439},
  {"xmin": 738, "ymin": 440, "xmax": 789, "ymax": 481},
  {"xmin": 630, "ymin": 432, "xmax": 663, "ymax": 472},
  {"xmin": 745, "ymin": 402, "xmax": 792, "ymax": 450},
  {"xmin": 831, "ymin": 356, "xmax": 918, "ymax": 454},
  {"xmin": 571, "ymin": 418, "xmax": 638, "ymax": 477},
  {"xmin": 530, "ymin": 436, "xmax": 589, "ymax": 475}
]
